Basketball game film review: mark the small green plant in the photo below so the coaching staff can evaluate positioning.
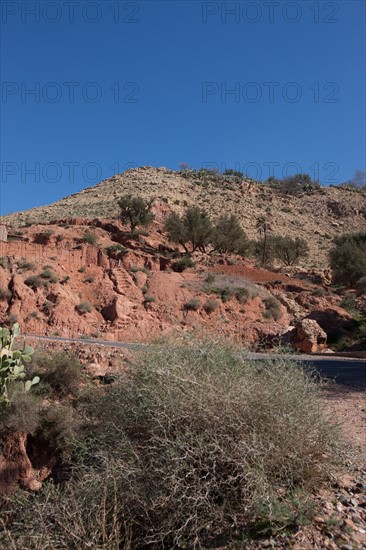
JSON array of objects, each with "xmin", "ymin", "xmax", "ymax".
[
  {"xmin": 0, "ymin": 287, "xmax": 11, "ymax": 302},
  {"xmin": 263, "ymin": 297, "xmax": 281, "ymax": 321},
  {"xmin": 60, "ymin": 275, "xmax": 70, "ymax": 284},
  {"xmin": 172, "ymin": 256, "xmax": 196, "ymax": 272},
  {"xmin": 203, "ymin": 299, "xmax": 219, "ymax": 314},
  {"xmin": 78, "ymin": 267, "xmax": 86, "ymax": 273},
  {"xmin": 40, "ymin": 269, "xmax": 58, "ymax": 284},
  {"xmin": 24, "ymin": 275, "xmax": 47, "ymax": 290},
  {"xmin": 340, "ymin": 293, "xmax": 357, "ymax": 314},
  {"xmin": 84, "ymin": 277, "xmax": 95, "ymax": 284},
  {"xmin": 204, "ymin": 273, "xmax": 215, "ymax": 284},
  {"xmin": 16, "ymin": 259, "xmax": 35, "ymax": 271},
  {"xmin": 208, "ymin": 286, "xmax": 234, "ymax": 302},
  {"xmin": 183, "ymin": 298, "xmax": 200, "ymax": 311},
  {"xmin": 312, "ymin": 287, "xmax": 326, "ymax": 297},
  {"xmin": 30, "ymin": 311, "xmax": 41, "ymax": 321},
  {"xmin": 0, "ymin": 323, "xmax": 39, "ymax": 407},
  {"xmin": 76, "ymin": 301, "xmax": 93, "ymax": 314},
  {"xmin": 105, "ymin": 244, "xmax": 128, "ymax": 255},
  {"xmin": 143, "ymin": 296, "xmax": 156, "ymax": 303},
  {"xmin": 82, "ymin": 232, "xmax": 98, "ymax": 245},
  {"xmin": 234, "ymin": 287, "xmax": 252, "ymax": 304},
  {"xmin": 0, "ymin": 257, "xmax": 9, "ymax": 269}
]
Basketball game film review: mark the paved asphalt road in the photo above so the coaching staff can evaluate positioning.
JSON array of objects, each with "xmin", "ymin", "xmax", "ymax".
[{"xmin": 22, "ymin": 334, "xmax": 366, "ymax": 390}]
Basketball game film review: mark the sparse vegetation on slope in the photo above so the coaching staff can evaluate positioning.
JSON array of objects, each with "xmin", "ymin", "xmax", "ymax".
[{"xmin": 1, "ymin": 166, "xmax": 365, "ymax": 268}]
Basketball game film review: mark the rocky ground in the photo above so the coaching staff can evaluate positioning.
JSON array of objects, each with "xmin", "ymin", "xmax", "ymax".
[{"xmin": 249, "ymin": 384, "xmax": 366, "ymax": 549}]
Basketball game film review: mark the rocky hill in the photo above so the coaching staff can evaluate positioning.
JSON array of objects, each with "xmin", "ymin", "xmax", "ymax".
[
  {"xmin": 1, "ymin": 166, "xmax": 365, "ymax": 268},
  {"xmin": 0, "ymin": 166, "xmax": 365, "ymax": 351}
]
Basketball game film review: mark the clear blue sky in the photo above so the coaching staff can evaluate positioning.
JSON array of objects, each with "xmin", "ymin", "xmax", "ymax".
[{"xmin": 1, "ymin": 0, "xmax": 365, "ymax": 215}]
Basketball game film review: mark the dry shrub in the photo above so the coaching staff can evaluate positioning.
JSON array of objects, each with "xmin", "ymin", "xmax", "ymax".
[
  {"xmin": 0, "ymin": 392, "xmax": 41, "ymax": 435},
  {"xmin": 31, "ymin": 351, "xmax": 82, "ymax": 397},
  {"xmin": 0, "ymin": 340, "xmax": 342, "ymax": 549}
]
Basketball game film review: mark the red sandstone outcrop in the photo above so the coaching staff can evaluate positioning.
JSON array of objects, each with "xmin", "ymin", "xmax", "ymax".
[{"xmin": 293, "ymin": 319, "xmax": 328, "ymax": 353}]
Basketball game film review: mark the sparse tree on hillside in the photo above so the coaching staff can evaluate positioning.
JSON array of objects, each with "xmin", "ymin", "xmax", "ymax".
[
  {"xmin": 165, "ymin": 206, "xmax": 213, "ymax": 253},
  {"xmin": 271, "ymin": 235, "xmax": 309, "ymax": 266},
  {"xmin": 118, "ymin": 195, "xmax": 155, "ymax": 232},
  {"xmin": 329, "ymin": 232, "xmax": 366, "ymax": 287},
  {"xmin": 253, "ymin": 234, "xmax": 309, "ymax": 266},
  {"xmin": 211, "ymin": 214, "xmax": 249, "ymax": 255}
]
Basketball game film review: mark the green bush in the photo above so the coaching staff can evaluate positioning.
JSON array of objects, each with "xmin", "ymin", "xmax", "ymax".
[
  {"xmin": 204, "ymin": 273, "xmax": 215, "ymax": 284},
  {"xmin": 339, "ymin": 293, "xmax": 358, "ymax": 314},
  {"xmin": 171, "ymin": 256, "xmax": 196, "ymax": 272},
  {"xmin": 329, "ymin": 232, "xmax": 366, "ymax": 287},
  {"xmin": 267, "ymin": 174, "xmax": 322, "ymax": 196},
  {"xmin": 40, "ymin": 268, "xmax": 58, "ymax": 283},
  {"xmin": 34, "ymin": 230, "xmax": 53, "ymax": 244},
  {"xmin": 143, "ymin": 296, "xmax": 156, "ymax": 307},
  {"xmin": 203, "ymin": 299, "xmax": 219, "ymax": 313},
  {"xmin": 234, "ymin": 287, "xmax": 253, "ymax": 304},
  {"xmin": 76, "ymin": 301, "xmax": 93, "ymax": 314},
  {"xmin": 356, "ymin": 275, "xmax": 366, "ymax": 295},
  {"xmin": 263, "ymin": 297, "xmax": 282, "ymax": 320},
  {"xmin": 183, "ymin": 298, "xmax": 201, "ymax": 311},
  {"xmin": 16, "ymin": 259, "xmax": 35, "ymax": 271},
  {"xmin": 24, "ymin": 275, "xmax": 48, "ymax": 290},
  {"xmin": 81, "ymin": 231, "xmax": 98, "ymax": 245},
  {"xmin": 106, "ymin": 244, "xmax": 128, "ymax": 255},
  {"xmin": 312, "ymin": 288, "xmax": 327, "ymax": 297},
  {"xmin": 0, "ymin": 287, "xmax": 11, "ymax": 302}
]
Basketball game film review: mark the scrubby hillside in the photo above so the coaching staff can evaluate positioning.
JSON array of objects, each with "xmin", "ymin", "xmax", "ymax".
[
  {"xmin": 0, "ymin": 167, "xmax": 365, "ymax": 351},
  {"xmin": 1, "ymin": 166, "xmax": 366, "ymax": 268}
]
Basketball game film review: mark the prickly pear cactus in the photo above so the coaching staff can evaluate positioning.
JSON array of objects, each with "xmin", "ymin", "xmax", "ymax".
[{"xmin": 0, "ymin": 323, "xmax": 39, "ymax": 409}]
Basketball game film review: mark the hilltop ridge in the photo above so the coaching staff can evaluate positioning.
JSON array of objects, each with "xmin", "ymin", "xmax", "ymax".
[{"xmin": 1, "ymin": 166, "xmax": 366, "ymax": 268}]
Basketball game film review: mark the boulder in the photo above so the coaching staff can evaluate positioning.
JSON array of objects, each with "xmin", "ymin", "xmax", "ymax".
[
  {"xmin": 101, "ymin": 296, "xmax": 135, "ymax": 323},
  {"xmin": 306, "ymin": 307, "xmax": 352, "ymax": 340},
  {"xmin": 294, "ymin": 318, "xmax": 327, "ymax": 353}
]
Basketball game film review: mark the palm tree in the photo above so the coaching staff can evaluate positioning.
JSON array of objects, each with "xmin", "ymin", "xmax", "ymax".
[{"xmin": 255, "ymin": 216, "xmax": 270, "ymax": 265}]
